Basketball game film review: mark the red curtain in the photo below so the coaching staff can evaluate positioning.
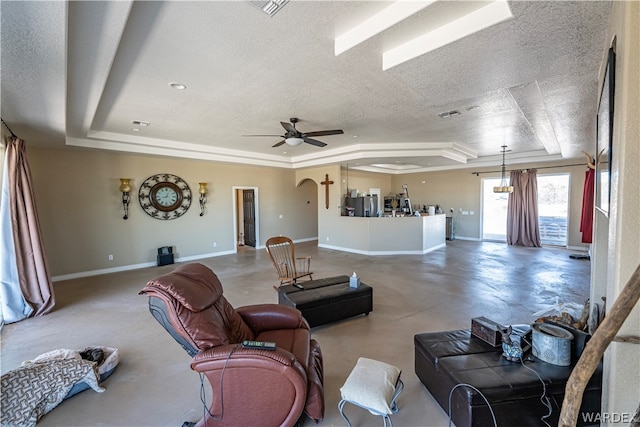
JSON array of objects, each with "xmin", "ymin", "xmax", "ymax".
[{"xmin": 580, "ymin": 169, "xmax": 595, "ymax": 243}]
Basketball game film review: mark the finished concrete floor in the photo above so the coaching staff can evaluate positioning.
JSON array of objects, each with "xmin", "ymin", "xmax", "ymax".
[{"xmin": 0, "ymin": 240, "xmax": 591, "ymax": 426}]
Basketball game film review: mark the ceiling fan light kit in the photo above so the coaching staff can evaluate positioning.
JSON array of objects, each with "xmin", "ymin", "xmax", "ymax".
[
  {"xmin": 285, "ymin": 137, "xmax": 304, "ymax": 146},
  {"xmin": 243, "ymin": 117, "xmax": 343, "ymax": 149}
]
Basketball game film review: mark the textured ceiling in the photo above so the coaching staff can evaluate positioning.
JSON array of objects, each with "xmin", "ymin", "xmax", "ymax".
[{"xmin": 1, "ymin": 1, "xmax": 611, "ymax": 173}]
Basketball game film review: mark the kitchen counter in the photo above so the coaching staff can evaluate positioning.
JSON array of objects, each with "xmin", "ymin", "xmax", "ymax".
[{"xmin": 318, "ymin": 214, "xmax": 446, "ymax": 255}]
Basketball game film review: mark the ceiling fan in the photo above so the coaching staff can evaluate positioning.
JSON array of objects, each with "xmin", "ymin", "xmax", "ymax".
[{"xmin": 243, "ymin": 117, "xmax": 343, "ymax": 148}]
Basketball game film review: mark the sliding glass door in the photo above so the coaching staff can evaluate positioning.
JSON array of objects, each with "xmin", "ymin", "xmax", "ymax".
[
  {"xmin": 482, "ymin": 178, "xmax": 508, "ymax": 241},
  {"xmin": 538, "ymin": 174, "xmax": 570, "ymax": 246},
  {"xmin": 483, "ymin": 174, "xmax": 570, "ymax": 246}
]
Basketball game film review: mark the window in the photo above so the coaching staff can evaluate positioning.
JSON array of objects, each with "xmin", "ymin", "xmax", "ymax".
[
  {"xmin": 483, "ymin": 174, "xmax": 570, "ymax": 246},
  {"xmin": 482, "ymin": 178, "xmax": 508, "ymax": 241},
  {"xmin": 537, "ymin": 174, "xmax": 570, "ymax": 246}
]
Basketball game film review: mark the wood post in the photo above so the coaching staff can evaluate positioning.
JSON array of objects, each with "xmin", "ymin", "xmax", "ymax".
[{"xmin": 559, "ymin": 263, "xmax": 640, "ymax": 426}]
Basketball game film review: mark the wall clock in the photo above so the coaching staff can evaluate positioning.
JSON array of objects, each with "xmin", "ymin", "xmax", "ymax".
[{"xmin": 139, "ymin": 173, "xmax": 192, "ymax": 220}]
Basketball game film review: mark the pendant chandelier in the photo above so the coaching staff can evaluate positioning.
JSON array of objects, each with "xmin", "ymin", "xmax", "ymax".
[{"xmin": 493, "ymin": 145, "xmax": 514, "ymax": 193}]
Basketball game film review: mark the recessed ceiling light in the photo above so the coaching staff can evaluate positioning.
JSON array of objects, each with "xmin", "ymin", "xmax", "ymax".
[
  {"xmin": 382, "ymin": 0, "xmax": 513, "ymax": 70},
  {"xmin": 467, "ymin": 105, "xmax": 480, "ymax": 111},
  {"xmin": 169, "ymin": 82, "xmax": 187, "ymax": 90},
  {"xmin": 131, "ymin": 128, "xmax": 140, "ymax": 132},
  {"xmin": 352, "ymin": 135, "xmax": 358, "ymax": 138},
  {"xmin": 335, "ymin": 0, "xmax": 436, "ymax": 56}
]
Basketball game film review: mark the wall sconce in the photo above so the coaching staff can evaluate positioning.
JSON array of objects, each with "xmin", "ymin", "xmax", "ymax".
[
  {"xmin": 119, "ymin": 178, "xmax": 131, "ymax": 219},
  {"xmin": 198, "ymin": 182, "xmax": 208, "ymax": 216}
]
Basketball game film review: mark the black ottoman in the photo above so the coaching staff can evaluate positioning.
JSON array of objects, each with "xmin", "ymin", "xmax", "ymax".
[
  {"xmin": 414, "ymin": 329, "xmax": 602, "ymax": 427},
  {"xmin": 277, "ymin": 275, "xmax": 373, "ymax": 327}
]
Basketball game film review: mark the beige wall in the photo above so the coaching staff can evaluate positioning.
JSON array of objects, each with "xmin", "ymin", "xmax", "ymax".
[
  {"xmin": 296, "ymin": 164, "xmax": 341, "ymax": 246},
  {"xmin": 392, "ymin": 170, "xmax": 482, "ymax": 240},
  {"xmin": 340, "ymin": 167, "xmax": 393, "ymax": 199},
  {"xmin": 28, "ymin": 147, "xmax": 318, "ymax": 278},
  {"xmin": 390, "ymin": 162, "xmax": 590, "ymax": 248},
  {"xmin": 593, "ymin": 0, "xmax": 640, "ymax": 419},
  {"xmin": 25, "ymin": 145, "xmax": 593, "ymax": 280}
]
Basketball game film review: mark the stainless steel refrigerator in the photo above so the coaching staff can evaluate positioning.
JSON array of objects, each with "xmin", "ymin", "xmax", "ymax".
[{"xmin": 344, "ymin": 196, "xmax": 378, "ymax": 217}]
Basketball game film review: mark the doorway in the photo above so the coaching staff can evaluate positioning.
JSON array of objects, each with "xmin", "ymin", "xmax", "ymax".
[{"xmin": 233, "ymin": 187, "xmax": 259, "ymax": 249}]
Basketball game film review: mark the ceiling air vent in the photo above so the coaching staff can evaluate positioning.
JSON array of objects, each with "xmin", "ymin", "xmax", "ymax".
[
  {"xmin": 248, "ymin": 0, "xmax": 289, "ymax": 17},
  {"xmin": 131, "ymin": 120, "xmax": 150, "ymax": 127},
  {"xmin": 438, "ymin": 110, "xmax": 461, "ymax": 119}
]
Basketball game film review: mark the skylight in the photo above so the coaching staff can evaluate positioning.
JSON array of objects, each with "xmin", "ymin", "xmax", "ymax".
[
  {"xmin": 382, "ymin": 0, "xmax": 513, "ymax": 70},
  {"xmin": 335, "ymin": 1, "xmax": 436, "ymax": 56}
]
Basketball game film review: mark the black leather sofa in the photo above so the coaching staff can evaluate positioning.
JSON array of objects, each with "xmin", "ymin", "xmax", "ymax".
[{"xmin": 414, "ymin": 328, "xmax": 602, "ymax": 426}]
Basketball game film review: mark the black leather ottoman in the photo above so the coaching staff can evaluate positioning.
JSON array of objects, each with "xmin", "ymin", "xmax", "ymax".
[
  {"xmin": 277, "ymin": 275, "xmax": 372, "ymax": 327},
  {"xmin": 414, "ymin": 329, "xmax": 602, "ymax": 427}
]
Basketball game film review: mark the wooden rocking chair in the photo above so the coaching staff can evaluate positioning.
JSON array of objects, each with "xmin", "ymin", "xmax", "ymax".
[{"xmin": 265, "ymin": 236, "xmax": 313, "ymax": 290}]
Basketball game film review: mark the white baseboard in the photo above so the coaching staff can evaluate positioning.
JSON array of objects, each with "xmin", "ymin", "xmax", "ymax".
[
  {"xmin": 52, "ymin": 262, "xmax": 156, "ymax": 282},
  {"xmin": 317, "ymin": 242, "xmax": 445, "ymax": 256},
  {"xmin": 51, "ymin": 250, "xmax": 236, "ymax": 282},
  {"xmin": 293, "ymin": 237, "xmax": 318, "ymax": 244},
  {"xmin": 452, "ymin": 236, "xmax": 481, "ymax": 241},
  {"xmin": 254, "ymin": 237, "xmax": 317, "ymax": 250},
  {"xmin": 567, "ymin": 246, "xmax": 589, "ymax": 252},
  {"xmin": 317, "ymin": 243, "xmax": 369, "ymax": 255}
]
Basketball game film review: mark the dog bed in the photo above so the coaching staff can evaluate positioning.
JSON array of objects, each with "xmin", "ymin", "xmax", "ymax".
[
  {"xmin": 0, "ymin": 346, "xmax": 120, "ymax": 427},
  {"xmin": 64, "ymin": 346, "xmax": 120, "ymax": 399}
]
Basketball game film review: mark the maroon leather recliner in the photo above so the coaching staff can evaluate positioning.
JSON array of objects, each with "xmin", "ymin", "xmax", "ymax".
[{"xmin": 139, "ymin": 263, "xmax": 324, "ymax": 427}]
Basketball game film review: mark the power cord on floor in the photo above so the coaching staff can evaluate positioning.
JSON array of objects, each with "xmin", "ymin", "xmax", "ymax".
[
  {"xmin": 448, "ymin": 383, "xmax": 497, "ymax": 427},
  {"xmin": 200, "ymin": 344, "xmax": 240, "ymax": 426}
]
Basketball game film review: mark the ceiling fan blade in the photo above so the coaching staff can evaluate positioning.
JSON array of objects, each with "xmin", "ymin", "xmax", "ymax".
[
  {"xmin": 242, "ymin": 134, "xmax": 284, "ymax": 137},
  {"xmin": 302, "ymin": 129, "xmax": 344, "ymax": 137},
  {"xmin": 303, "ymin": 137, "xmax": 327, "ymax": 147},
  {"xmin": 280, "ymin": 121, "xmax": 297, "ymax": 134},
  {"xmin": 272, "ymin": 140, "xmax": 286, "ymax": 148}
]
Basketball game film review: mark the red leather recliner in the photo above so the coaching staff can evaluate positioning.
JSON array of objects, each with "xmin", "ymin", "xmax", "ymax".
[{"xmin": 139, "ymin": 263, "xmax": 324, "ymax": 427}]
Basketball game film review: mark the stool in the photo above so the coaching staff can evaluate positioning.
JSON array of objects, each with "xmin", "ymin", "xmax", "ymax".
[{"xmin": 338, "ymin": 357, "xmax": 404, "ymax": 427}]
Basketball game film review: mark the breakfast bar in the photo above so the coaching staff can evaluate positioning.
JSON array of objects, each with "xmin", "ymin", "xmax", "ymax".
[{"xmin": 319, "ymin": 214, "xmax": 446, "ymax": 255}]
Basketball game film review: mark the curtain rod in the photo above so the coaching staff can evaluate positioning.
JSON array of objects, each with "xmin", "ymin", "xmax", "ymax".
[
  {"xmin": 471, "ymin": 163, "xmax": 586, "ymax": 176},
  {"xmin": 1, "ymin": 118, "xmax": 17, "ymax": 138}
]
